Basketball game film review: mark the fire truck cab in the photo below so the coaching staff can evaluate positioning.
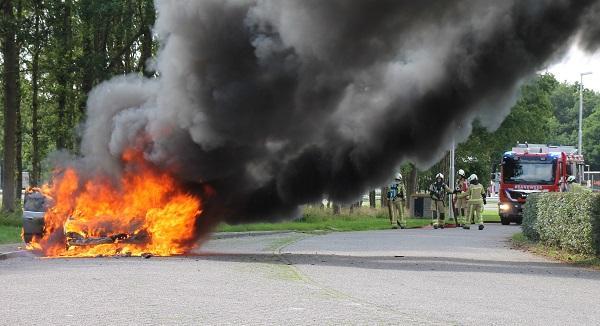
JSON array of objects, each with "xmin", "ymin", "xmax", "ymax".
[{"xmin": 497, "ymin": 143, "xmax": 584, "ymax": 225}]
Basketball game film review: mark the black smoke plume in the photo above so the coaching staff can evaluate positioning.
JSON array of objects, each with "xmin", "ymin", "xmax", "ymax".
[{"xmin": 78, "ymin": 0, "xmax": 600, "ymax": 235}]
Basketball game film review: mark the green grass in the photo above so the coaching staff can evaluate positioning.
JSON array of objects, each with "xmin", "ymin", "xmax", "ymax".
[
  {"xmin": 217, "ymin": 218, "xmax": 431, "ymax": 233},
  {"xmin": 0, "ymin": 225, "xmax": 22, "ymax": 244},
  {"xmin": 0, "ymin": 210, "xmax": 22, "ymax": 227},
  {"xmin": 0, "ymin": 211, "xmax": 23, "ymax": 244},
  {"xmin": 512, "ymin": 232, "xmax": 600, "ymax": 269},
  {"xmin": 483, "ymin": 210, "xmax": 501, "ymax": 222},
  {"xmin": 217, "ymin": 206, "xmax": 502, "ymax": 233},
  {"xmin": 217, "ymin": 206, "xmax": 431, "ymax": 233}
]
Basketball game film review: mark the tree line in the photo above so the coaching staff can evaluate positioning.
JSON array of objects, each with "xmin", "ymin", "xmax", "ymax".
[
  {"xmin": 2, "ymin": 1, "xmax": 600, "ymax": 213},
  {"xmin": 1, "ymin": 0, "xmax": 156, "ymax": 212},
  {"xmin": 409, "ymin": 73, "xmax": 600, "ymax": 198}
]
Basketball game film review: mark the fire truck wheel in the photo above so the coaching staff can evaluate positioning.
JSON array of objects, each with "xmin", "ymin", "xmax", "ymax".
[
  {"xmin": 515, "ymin": 217, "xmax": 523, "ymax": 225},
  {"xmin": 500, "ymin": 216, "xmax": 511, "ymax": 225}
]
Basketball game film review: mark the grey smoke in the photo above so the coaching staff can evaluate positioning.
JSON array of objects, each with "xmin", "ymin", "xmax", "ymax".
[{"xmin": 77, "ymin": 0, "xmax": 600, "ymax": 234}]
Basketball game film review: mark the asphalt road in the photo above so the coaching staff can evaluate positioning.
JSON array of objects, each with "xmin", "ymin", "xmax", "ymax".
[{"xmin": 1, "ymin": 225, "xmax": 599, "ymax": 325}]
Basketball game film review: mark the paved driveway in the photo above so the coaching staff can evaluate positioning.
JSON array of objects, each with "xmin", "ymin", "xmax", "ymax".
[{"xmin": 1, "ymin": 225, "xmax": 598, "ymax": 325}]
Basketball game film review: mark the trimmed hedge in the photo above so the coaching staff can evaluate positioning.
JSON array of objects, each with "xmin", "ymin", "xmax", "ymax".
[
  {"xmin": 521, "ymin": 192, "xmax": 600, "ymax": 256},
  {"xmin": 521, "ymin": 193, "xmax": 541, "ymax": 241}
]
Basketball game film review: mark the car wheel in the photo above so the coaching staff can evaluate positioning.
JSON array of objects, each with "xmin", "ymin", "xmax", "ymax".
[{"xmin": 500, "ymin": 216, "xmax": 511, "ymax": 225}]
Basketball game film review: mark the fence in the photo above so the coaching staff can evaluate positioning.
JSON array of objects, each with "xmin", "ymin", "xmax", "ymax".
[{"xmin": 584, "ymin": 171, "xmax": 600, "ymax": 192}]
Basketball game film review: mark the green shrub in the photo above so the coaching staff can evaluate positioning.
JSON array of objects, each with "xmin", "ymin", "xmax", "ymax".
[
  {"xmin": 522, "ymin": 193, "xmax": 541, "ymax": 241},
  {"xmin": 301, "ymin": 205, "xmax": 390, "ymax": 222},
  {"xmin": 0, "ymin": 210, "xmax": 22, "ymax": 227},
  {"xmin": 524, "ymin": 192, "xmax": 600, "ymax": 256}
]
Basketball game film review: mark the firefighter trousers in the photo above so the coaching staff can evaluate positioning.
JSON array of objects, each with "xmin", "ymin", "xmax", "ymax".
[
  {"xmin": 388, "ymin": 198, "xmax": 406, "ymax": 227},
  {"xmin": 456, "ymin": 198, "xmax": 468, "ymax": 225},
  {"xmin": 467, "ymin": 202, "xmax": 484, "ymax": 225},
  {"xmin": 432, "ymin": 200, "xmax": 445, "ymax": 227}
]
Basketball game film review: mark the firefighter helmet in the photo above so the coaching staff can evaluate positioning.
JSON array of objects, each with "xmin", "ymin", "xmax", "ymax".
[
  {"xmin": 468, "ymin": 174, "xmax": 478, "ymax": 182},
  {"xmin": 458, "ymin": 169, "xmax": 466, "ymax": 177},
  {"xmin": 435, "ymin": 173, "xmax": 444, "ymax": 180},
  {"xmin": 567, "ymin": 175, "xmax": 576, "ymax": 183},
  {"xmin": 395, "ymin": 173, "xmax": 403, "ymax": 181}
]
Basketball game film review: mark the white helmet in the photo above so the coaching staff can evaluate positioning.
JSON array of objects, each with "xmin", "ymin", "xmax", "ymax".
[
  {"xmin": 468, "ymin": 174, "xmax": 478, "ymax": 182},
  {"xmin": 567, "ymin": 175, "xmax": 576, "ymax": 183},
  {"xmin": 435, "ymin": 173, "xmax": 444, "ymax": 180},
  {"xmin": 395, "ymin": 173, "xmax": 403, "ymax": 181},
  {"xmin": 458, "ymin": 169, "xmax": 466, "ymax": 177}
]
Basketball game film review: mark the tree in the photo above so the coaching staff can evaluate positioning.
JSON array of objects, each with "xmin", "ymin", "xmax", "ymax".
[
  {"xmin": 137, "ymin": 0, "xmax": 155, "ymax": 77},
  {"xmin": 407, "ymin": 163, "xmax": 417, "ymax": 206},
  {"xmin": 54, "ymin": 0, "xmax": 73, "ymax": 149},
  {"xmin": 2, "ymin": 0, "xmax": 20, "ymax": 212},
  {"xmin": 30, "ymin": 0, "xmax": 43, "ymax": 186},
  {"xmin": 368, "ymin": 190, "xmax": 376, "ymax": 208},
  {"xmin": 583, "ymin": 108, "xmax": 600, "ymax": 171},
  {"xmin": 549, "ymin": 81, "xmax": 578, "ymax": 145},
  {"xmin": 15, "ymin": 0, "xmax": 24, "ymax": 198}
]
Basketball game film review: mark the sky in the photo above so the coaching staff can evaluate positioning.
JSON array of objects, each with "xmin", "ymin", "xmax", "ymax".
[{"xmin": 547, "ymin": 44, "xmax": 600, "ymax": 91}]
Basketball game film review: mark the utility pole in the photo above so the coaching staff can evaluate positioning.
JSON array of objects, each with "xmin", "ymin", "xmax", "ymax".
[
  {"xmin": 579, "ymin": 72, "xmax": 592, "ymax": 155},
  {"xmin": 449, "ymin": 139, "xmax": 456, "ymax": 225}
]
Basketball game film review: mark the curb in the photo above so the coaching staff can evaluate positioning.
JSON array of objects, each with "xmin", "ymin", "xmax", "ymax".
[
  {"xmin": 211, "ymin": 230, "xmax": 294, "ymax": 240},
  {"xmin": 0, "ymin": 233, "xmax": 297, "ymax": 259},
  {"xmin": 0, "ymin": 250, "xmax": 29, "ymax": 260}
]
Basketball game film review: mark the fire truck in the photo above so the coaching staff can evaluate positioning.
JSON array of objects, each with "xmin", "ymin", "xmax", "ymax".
[{"xmin": 496, "ymin": 143, "xmax": 584, "ymax": 225}]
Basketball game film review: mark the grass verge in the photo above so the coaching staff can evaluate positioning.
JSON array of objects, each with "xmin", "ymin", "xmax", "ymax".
[
  {"xmin": 511, "ymin": 232, "xmax": 600, "ymax": 270},
  {"xmin": 0, "ymin": 211, "xmax": 23, "ymax": 245},
  {"xmin": 483, "ymin": 210, "xmax": 500, "ymax": 222},
  {"xmin": 0, "ymin": 225, "xmax": 22, "ymax": 245},
  {"xmin": 218, "ymin": 206, "xmax": 502, "ymax": 233},
  {"xmin": 217, "ymin": 218, "xmax": 431, "ymax": 233},
  {"xmin": 217, "ymin": 206, "xmax": 432, "ymax": 233}
]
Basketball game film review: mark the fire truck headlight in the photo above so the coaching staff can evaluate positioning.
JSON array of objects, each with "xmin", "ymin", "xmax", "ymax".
[{"xmin": 499, "ymin": 203, "xmax": 511, "ymax": 211}]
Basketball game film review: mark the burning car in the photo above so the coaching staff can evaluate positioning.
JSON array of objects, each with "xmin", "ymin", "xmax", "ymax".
[
  {"xmin": 26, "ymin": 150, "xmax": 202, "ymax": 257},
  {"xmin": 63, "ymin": 215, "xmax": 149, "ymax": 248},
  {"xmin": 22, "ymin": 188, "xmax": 51, "ymax": 243}
]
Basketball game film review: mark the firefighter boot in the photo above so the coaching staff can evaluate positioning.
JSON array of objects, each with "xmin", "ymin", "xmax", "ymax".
[
  {"xmin": 439, "ymin": 213, "xmax": 445, "ymax": 229},
  {"xmin": 397, "ymin": 221, "xmax": 405, "ymax": 229},
  {"xmin": 478, "ymin": 224, "xmax": 484, "ymax": 230}
]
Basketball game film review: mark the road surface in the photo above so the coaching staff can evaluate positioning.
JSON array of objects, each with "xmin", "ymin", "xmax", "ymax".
[{"xmin": 1, "ymin": 225, "xmax": 599, "ymax": 325}]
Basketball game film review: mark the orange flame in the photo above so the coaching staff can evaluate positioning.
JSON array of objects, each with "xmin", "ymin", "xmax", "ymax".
[{"xmin": 29, "ymin": 149, "xmax": 202, "ymax": 257}]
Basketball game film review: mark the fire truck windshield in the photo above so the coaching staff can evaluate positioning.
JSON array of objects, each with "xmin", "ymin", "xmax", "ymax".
[{"xmin": 502, "ymin": 157, "xmax": 556, "ymax": 185}]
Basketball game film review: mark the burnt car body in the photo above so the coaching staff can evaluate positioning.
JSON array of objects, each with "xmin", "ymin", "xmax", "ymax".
[
  {"xmin": 63, "ymin": 216, "xmax": 148, "ymax": 248},
  {"xmin": 22, "ymin": 190, "xmax": 48, "ymax": 243}
]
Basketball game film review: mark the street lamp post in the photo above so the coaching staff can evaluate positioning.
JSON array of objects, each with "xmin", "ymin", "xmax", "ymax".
[
  {"xmin": 449, "ymin": 139, "xmax": 455, "ymax": 223},
  {"xmin": 585, "ymin": 165, "xmax": 591, "ymax": 187},
  {"xmin": 579, "ymin": 72, "xmax": 592, "ymax": 155}
]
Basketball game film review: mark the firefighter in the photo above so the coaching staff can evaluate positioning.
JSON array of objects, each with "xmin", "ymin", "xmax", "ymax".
[
  {"xmin": 464, "ymin": 174, "xmax": 486, "ymax": 230},
  {"xmin": 566, "ymin": 176, "xmax": 591, "ymax": 193},
  {"xmin": 560, "ymin": 176, "xmax": 569, "ymax": 192},
  {"xmin": 455, "ymin": 169, "xmax": 469, "ymax": 226},
  {"xmin": 387, "ymin": 173, "xmax": 407, "ymax": 229},
  {"xmin": 429, "ymin": 173, "xmax": 452, "ymax": 229}
]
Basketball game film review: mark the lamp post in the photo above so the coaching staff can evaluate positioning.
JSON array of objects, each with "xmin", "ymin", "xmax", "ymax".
[
  {"xmin": 449, "ymin": 139, "xmax": 455, "ymax": 224},
  {"xmin": 585, "ymin": 165, "xmax": 591, "ymax": 187},
  {"xmin": 579, "ymin": 72, "xmax": 593, "ymax": 155}
]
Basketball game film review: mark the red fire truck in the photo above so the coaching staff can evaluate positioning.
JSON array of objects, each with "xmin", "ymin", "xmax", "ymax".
[{"xmin": 497, "ymin": 143, "xmax": 584, "ymax": 225}]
